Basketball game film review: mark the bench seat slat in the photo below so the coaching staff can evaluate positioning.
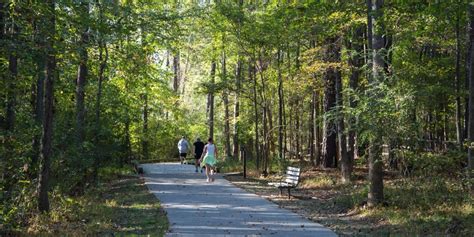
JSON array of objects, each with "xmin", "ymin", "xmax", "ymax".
[
  {"xmin": 287, "ymin": 167, "xmax": 300, "ymax": 172},
  {"xmin": 286, "ymin": 170, "xmax": 300, "ymax": 176}
]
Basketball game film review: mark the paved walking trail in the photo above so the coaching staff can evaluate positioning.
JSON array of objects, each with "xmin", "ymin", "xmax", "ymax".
[{"xmin": 142, "ymin": 163, "xmax": 336, "ymax": 237}]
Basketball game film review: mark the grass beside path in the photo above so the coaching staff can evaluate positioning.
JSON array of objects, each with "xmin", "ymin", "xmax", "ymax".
[{"xmin": 27, "ymin": 167, "xmax": 168, "ymax": 236}]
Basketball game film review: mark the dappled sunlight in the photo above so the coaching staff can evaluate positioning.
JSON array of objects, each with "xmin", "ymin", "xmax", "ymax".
[{"xmin": 143, "ymin": 163, "xmax": 336, "ymax": 236}]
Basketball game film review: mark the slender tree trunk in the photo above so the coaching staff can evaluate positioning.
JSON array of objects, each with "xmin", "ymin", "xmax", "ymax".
[
  {"xmin": 142, "ymin": 93, "xmax": 149, "ymax": 160},
  {"xmin": 321, "ymin": 38, "xmax": 338, "ymax": 168},
  {"xmin": 32, "ymin": 20, "xmax": 45, "ymax": 168},
  {"xmin": 259, "ymin": 55, "xmax": 268, "ymax": 175},
  {"xmin": 233, "ymin": 0, "xmax": 243, "ymax": 160},
  {"xmin": 348, "ymin": 26, "xmax": 364, "ymax": 163},
  {"xmin": 335, "ymin": 42, "xmax": 350, "ymax": 182},
  {"xmin": 310, "ymin": 90, "xmax": 315, "ymax": 164},
  {"xmin": 233, "ymin": 60, "xmax": 242, "ymax": 159},
  {"xmin": 252, "ymin": 60, "xmax": 260, "ymax": 170},
  {"xmin": 93, "ymin": 39, "xmax": 108, "ymax": 181},
  {"xmin": 38, "ymin": 0, "xmax": 56, "ymax": 212},
  {"xmin": 173, "ymin": 52, "xmax": 180, "ymax": 93},
  {"xmin": 467, "ymin": 3, "xmax": 474, "ymax": 172},
  {"xmin": 278, "ymin": 50, "xmax": 284, "ymax": 160},
  {"xmin": 222, "ymin": 51, "xmax": 231, "ymax": 158},
  {"xmin": 75, "ymin": 2, "xmax": 89, "ymax": 146},
  {"xmin": 208, "ymin": 61, "xmax": 216, "ymax": 138},
  {"xmin": 367, "ymin": 0, "xmax": 385, "ymax": 207}
]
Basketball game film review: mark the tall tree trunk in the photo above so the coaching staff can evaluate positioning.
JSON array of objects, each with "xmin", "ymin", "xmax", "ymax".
[
  {"xmin": 335, "ymin": 38, "xmax": 350, "ymax": 182},
  {"xmin": 347, "ymin": 25, "xmax": 364, "ymax": 163},
  {"xmin": 321, "ymin": 37, "xmax": 338, "ymax": 168},
  {"xmin": 233, "ymin": 60, "xmax": 242, "ymax": 159},
  {"xmin": 259, "ymin": 55, "xmax": 268, "ymax": 175},
  {"xmin": 93, "ymin": 39, "xmax": 108, "ymax": 181},
  {"xmin": 75, "ymin": 2, "xmax": 89, "ymax": 147},
  {"xmin": 222, "ymin": 51, "xmax": 231, "ymax": 159},
  {"xmin": 367, "ymin": 0, "xmax": 385, "ymax": 207},
  {"xmin": 32, "ymin": 20, "xmax": 45, "ymax": 169},
  {"xmin": 278, "ymin": 50, "xmax": 284, "ymax": 161},
  {"xmin": 38, "ymin": 0, "xmax": 56, "ymax": 212},
  {"xmin": 233, "ymin": 0, "xmax": 243, "ymax": 160},
  {"xmin": 310, "ymin": 91, "xmax": 316, "ymax": 164},
  {"xmin": 208, "ymin": 61, "xmax": 216, "ymax": 138},
  {"xmin": 173, "ymin": 52, "xmax": 180, "ymax": 93},
  {"xmin": 467, "ymin": 3, "xmax": 474, "ymax": 172},
  {"xmin": 252, "ymin": 60, "xmax": 260, "ymax": 170},
  {"xmin": 142, "ymin": 93, "xmax": 149, "ymax": 160},
  {"xmin": 455, "ymin": 9, "xmax": 463, "ymax": 149}
]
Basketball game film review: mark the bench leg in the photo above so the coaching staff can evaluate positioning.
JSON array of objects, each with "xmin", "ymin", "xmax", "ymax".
[
  {"xmin": 279, "ymin": 188, "xmax": 283, "ymax": 196},
  {"xmin": 288, "ymin": 188, "xmax": 291, "ymax": 199}
]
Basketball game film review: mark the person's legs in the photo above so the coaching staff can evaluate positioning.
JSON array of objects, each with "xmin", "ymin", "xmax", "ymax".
[
  {"xmin": 208, "ymin": 165, "xmax": 215, "ymax": 182},
  {"xmin": 194, "ymin": 158, "xmax": 199, "ymax": 172},
  {"xmin": 205, "ymin": 164, "xmax": 211, "ymax": 182}
]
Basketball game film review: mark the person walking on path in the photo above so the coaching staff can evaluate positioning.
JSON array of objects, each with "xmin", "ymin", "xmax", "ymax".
[
  {"xmin": 177, "ymin": 136, "xmax": 190, "ymax": 164},
  {"xmin": 199, "ymin": 137, "xmax": 218, "ymax": 182},
  {"xmin": 193, "ymin": 137, "xmax": 205, "ymax": 173}
]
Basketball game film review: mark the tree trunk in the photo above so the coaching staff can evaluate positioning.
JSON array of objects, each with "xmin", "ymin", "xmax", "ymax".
[
  {"xmin": 259, "ymin": 55, "xmax": 268, "ymax": 175},
  {"xmin": 208, "ymin": 61, "xmax": 216, "ymax": 138},
  {"xmin": 173, "ymin": 52, "xmax": 180, "ymax": 93},
  {"xmin": 367, "ymin": 0, "xmax": 385, "ymax": 207},
  {"xmin": 347, "ymin": 25, "xmax": 364, "ymax": 163},
  {"xmin": 38, "ymin": 0, "xmax": 56, "ymax": 213},
  {"xmin": 233, "ymin": 0, "xmax": 243, "ymax": 160},
  {"xmin": 321, "ymin": 37, "xmax": 338, "ymax": 168},
  {"xmin": 252, "ymin": 60, "xmax": 260, "ymax": 170},
  {"xmin": 142, "ymin": 93, "xmax": 149, "ymax": 160},
  {"xmin": 93, "ymin": 38, "xmax": 108, "ymax": 182},
  {"xmin": 222, "ymin": 52, "xmax": 231, "ymax": 158},
  {"xmin": 467, "ymin": 3, "xmax": 474, "ymax": 172},
  {"xmin": 278, "ymin": 50, "xmax": 284, "ymax": 161},
  {"xmin": 335, "ymin": 43, "xmax": 350, "ymax": 182},
  {"xmin": 232, "ymin": 60, "xmax": 242, "ymax": 159},
  {"xmin": 75, "ymin": 1, "xmax": 89, "ymax": 146},
  {"xmin": 368, "ymin": 143, "xmax": 383, "ymax": 206}
]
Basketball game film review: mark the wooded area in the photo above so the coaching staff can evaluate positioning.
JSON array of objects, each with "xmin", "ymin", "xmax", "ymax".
[{"xmin": 1, "ymin": 0, "xmax": 473, "ymax": 234}]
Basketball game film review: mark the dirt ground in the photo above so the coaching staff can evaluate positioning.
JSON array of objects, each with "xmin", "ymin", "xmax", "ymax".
[{"xmin": 225, "ymin": 168, "xmax": 421, "ymax": 236}]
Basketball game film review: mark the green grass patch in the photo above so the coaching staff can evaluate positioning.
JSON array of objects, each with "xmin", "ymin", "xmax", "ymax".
[{"xmin": 26, "ymin": 167, "xmax": 168, "ymax": 236}]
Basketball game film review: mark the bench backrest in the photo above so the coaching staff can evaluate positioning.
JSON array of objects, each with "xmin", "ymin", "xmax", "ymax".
[{"xmin": 284, "ymin": 166, "xmax": 300, "ymax": 186}]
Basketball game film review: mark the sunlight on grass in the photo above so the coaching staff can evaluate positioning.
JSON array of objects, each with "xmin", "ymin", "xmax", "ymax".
[
  {"xmin": 26, "ymin": 167, "xmax": 168, "ymax": 236},
  {"xmin": 300, "ymin": 176, "xmax": 336, "ymax": 189}
]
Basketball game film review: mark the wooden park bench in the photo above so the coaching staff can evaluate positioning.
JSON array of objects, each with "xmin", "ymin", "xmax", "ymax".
[{"xmin": 269, "ymin": 166, "xmax": 301, "ymax": 199}]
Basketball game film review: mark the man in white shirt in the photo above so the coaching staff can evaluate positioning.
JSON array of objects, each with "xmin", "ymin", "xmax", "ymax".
[{"xmin": 177, "ymin": 136, "xmax": 190, "ymax": 164}]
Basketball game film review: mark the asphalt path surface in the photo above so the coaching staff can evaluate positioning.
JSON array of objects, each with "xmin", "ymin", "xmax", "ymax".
[{"xmin": 142, "ymin": 163, "xmax": 336, "ymax": 237}]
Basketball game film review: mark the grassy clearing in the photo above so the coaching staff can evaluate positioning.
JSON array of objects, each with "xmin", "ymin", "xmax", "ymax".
[
  {"xmin": 24, "ymin": 166, "xmax": 168, "ymax": 236},
  {"xmin": 222, "ymin": 157, "xmax": 473, "ymax": 236}
]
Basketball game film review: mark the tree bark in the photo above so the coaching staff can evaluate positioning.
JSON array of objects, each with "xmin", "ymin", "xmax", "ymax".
[
  {"xmin": 321, "ymin": 37, "xmax": 338, "ymax": 168},
  {"xmin": 222, "ymin": 52, "xmax": 231, "ymax": 158},
  {"xmin": 75, "ymin": 1, "xmax": 89, "ymax": 146},
  {"xmin": 173, "ymin": 52, "xmax": 180, "ymax": 93},
  {"xmin": 467, "ymin": 3, "xmax": 474, "ymax": 172},
  {"xmin": 367, "ymin": 0, "xmax": 385, "ymax": 207},
  {"xmin": 278, "ymin": 50, "xmax": 284, "ymax": 161},
  {"xmin": 252, "ymin": 60, "xmax": 260, "ymax": 170},
  {"xmin": 38, "ymin": 0, "xmax": 56, "ymax": 213},
  {"xmin": 208, "ymin": 60, "xmax": 216, "ymax": 138},
  {"xmin": 142, "ymin": 93, "xmax": 149, "ymax": 160},
  {"xmin": 335, "ymin": 40, "xmax": 350, "ymax": 182},
  {"xmin": 347, "ymin": 25, "xmax": 364, "ymax": 163},
  {"xmin": 93, "ymin": 38, "xmax": 108, "ymax": 181},
  {"xmin": 232, "ymin": 60, "xmax": 242, "ymax": 159}
]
